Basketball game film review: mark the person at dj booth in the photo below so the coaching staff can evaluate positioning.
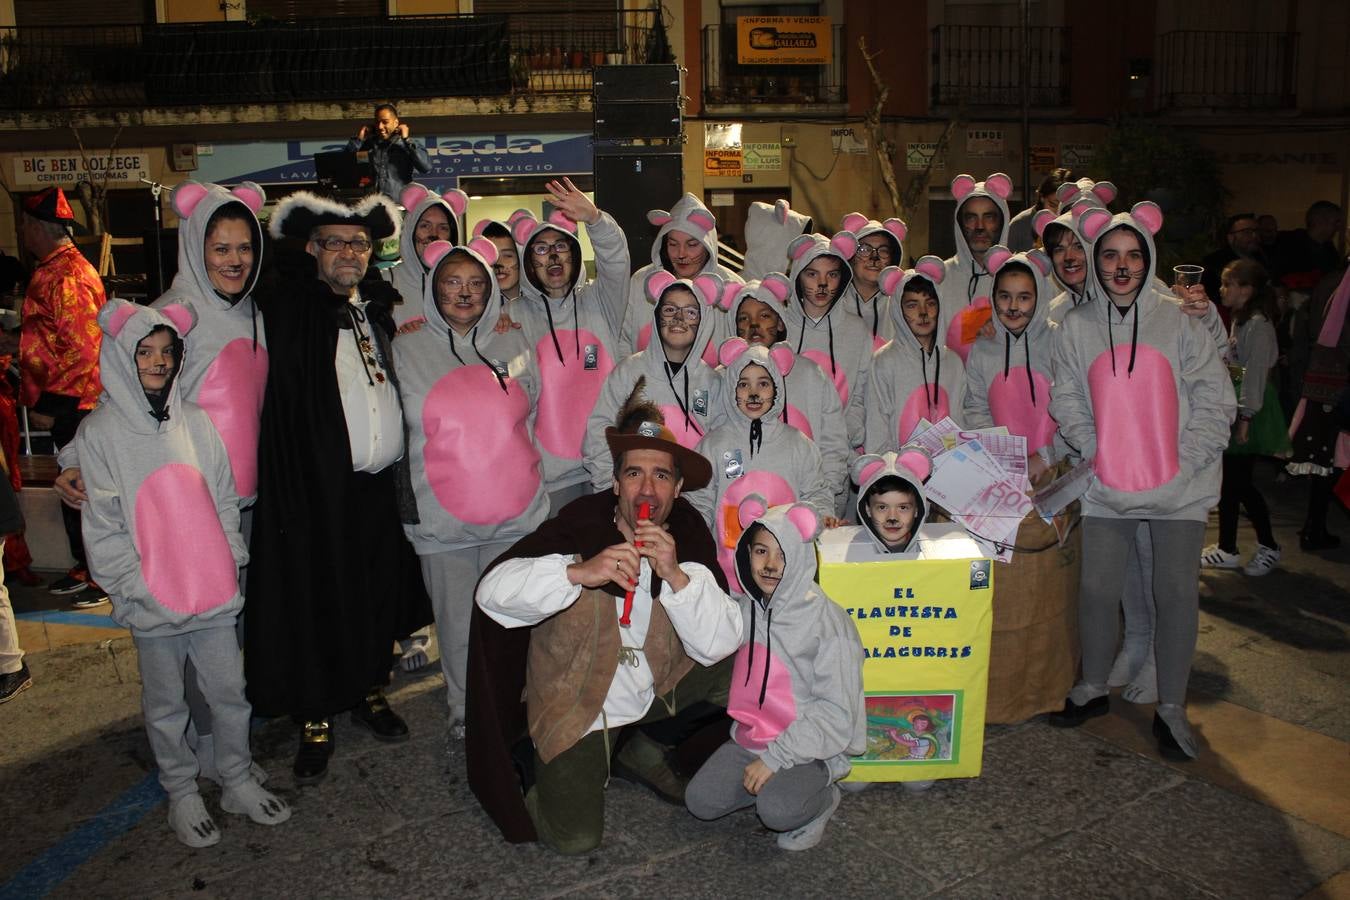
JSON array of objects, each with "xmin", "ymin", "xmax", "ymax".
[{"xmin": 346, "ymin": 103, "xmax": 432, "ymax": 202}]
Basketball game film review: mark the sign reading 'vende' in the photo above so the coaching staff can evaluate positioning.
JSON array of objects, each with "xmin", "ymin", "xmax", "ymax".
[{"xmin": 736, "ymin": 16, "xmax": 832, "ymax": 66}]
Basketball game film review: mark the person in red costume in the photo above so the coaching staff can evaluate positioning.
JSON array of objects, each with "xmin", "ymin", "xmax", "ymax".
[{"xmin": 17, "ymin": 187, "xmax": 107, "ymax": 604}]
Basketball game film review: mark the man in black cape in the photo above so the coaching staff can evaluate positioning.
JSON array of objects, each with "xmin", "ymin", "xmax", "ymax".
[
  {"xmin": 466, "ymin": 383, "xmax": 743, "ymax": 854},
  {"xmin": 246, "ymin": 191, "xmax": 431, "ymax": 784}
]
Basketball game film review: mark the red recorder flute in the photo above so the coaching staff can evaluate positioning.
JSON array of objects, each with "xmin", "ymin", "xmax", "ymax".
[{"xmin": 619, "ymin": 501, "xmax": 651, "ymax": 627}]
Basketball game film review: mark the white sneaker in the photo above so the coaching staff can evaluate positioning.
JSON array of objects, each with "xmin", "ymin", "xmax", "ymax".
[
  {"xmin": 1200, "ymin": 544, "xmax": 1241, "ymax": 569},
  {"xmin": 901, "ymin": 779, "xmax": 935, "ymax": 793},
  {"xmin": 1243, "ymin": 544, "xmax": 1281, "ymax": 577},
  {"xmin": 168, "ymin": 793, "xmax": 221, "ymax": 848},
  {"xmin": 777, "ymin": 785, "xmax": 840, "ymax": 851}
]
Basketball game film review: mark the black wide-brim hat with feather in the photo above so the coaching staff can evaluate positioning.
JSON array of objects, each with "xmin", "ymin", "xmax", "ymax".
[
  {"xmin": 604, "ymin": 376, "xmax": 712, "ymax": 491},
  {"xmin": 267, "ymin": 191, "xmax": 402, "ymax": 243}
]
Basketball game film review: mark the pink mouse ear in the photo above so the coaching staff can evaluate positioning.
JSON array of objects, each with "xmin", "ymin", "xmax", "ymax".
[
  {"xmin": 507, "ymin": 208, "xmax": 534, "ymax": 226},
  {"xmin": 984, "ymin": 245, "xmax": 1014, "ymax": 274},
  {"xmin": 159, "ymin": 303, "xmax": 195, "ymax": 336},
  {"xmin": 737, "ymin": 493, "xmax": 769, "ymax": 529},
  {"xmin": 686, "ymin": 210, "xmax": 716, "ymax": 234},
  {"xmin": 647, "ymin": 208, "xmax": 672, "ymax": 226},
  {"xmin": 421, "ymin": 240, "xmax": 454, "ymax": 270},
  {"xmin": 1093, "ymin": 181, "xmax": 1118, "ymax": 205},
  {"xmin": 170, "ymin": 181, "xmax": 210, "ymax": 219},
  {"xmin": 883, "ymin": 218, "xmax": 908, "ymax": 243},
  {"xmin": 984, "ymin": 172, "xmax": 1013, "ymax": 200},
  {"xmin": 719, "ymin": 281, "xmax": 742, "ymax": 312},
  {"xmin": 853, "ymin": 455, "xmax": 887, "ymax": 486},
  {"xmin": 471, "ymin": 218, "xmax": 490, "ymax": 238},
  {"xmin": 839, "ymin": 212, "xmax": 869, "ymax": 233},
  {"xmin": 760, "ymin": 273, "xmax": 791, "ymax": 304},
  {"xmin": 1078, "ymin": 208, "xmax": 1113, "ymax": 242},
  {"xmin": 718, "ymin": 337, "xmax": 750, "ymax": 368},
  {"xmin": 1130, "ymin": 201, "xmax": 1164, "ymax": 236},
  {"xmin": 1032, "ymin": 208, "xmax": 1057, "ymax": 237},
  {"xmin": 768, "ymin": 342, "xmax": 794, "ymax": 377},
  {"xmin": 1025, "ymin": 248, "xmax": 1053, "ymax": 276},
  {"xmin": 511, "ymin": 217, "xmax": 536, "ymax": 246},
  {"xmin": 787, "ymin": 234, "xmax": 816, "ymax": 261},
  {"xmin": 692, "ymin": 273, "xmax": 723, "ymax": 306},
  {"xmin": 467, "ymin": 235, "xmax": 498, "ymax": 265},
  {"xmin": 914, "ymin": 255, "xmax": 947, "ymax": 285},
  {"xmin": 830, "ymin": 231, "xmax": 858, "ymax": 260},
  {"xmin": 785, "ymin": 504, "xmax": 820, "ymax": 542},
  {"xmin": 774, "ymin": 199, "xmax": 790, "ymax": 224},
  {"xmin": 644, "ymin": 269, "xmax": 677, "ymax": 303},
  {"xmin": 442, "ymin": 189, "xmax": 469, "ymax": 218},
  {"xmin": 399, "ymin": 183, "xmax": 429, "ymax": 212},
  {"xmin": 546, "ymin": 210, "xmax": 578, "ymax": 233},
  {"xmin": 950, "ymin": 174, "xmax": 977, "ymax": 201},
  {"xmin": 897, "ymin": 448, "xmax": 932, "ymax": 482},
  {"xmin": 230, "ymin": 182, "xmax": 265, "ymax": 213},
  {"xmin": 1055, "ymin": 182, "xmax": 1080, "ymax": 205},
  {"xmin": 879, "ymin": 265, "xmax": 905, "ymax": 295},
  {"xmin": 103, "ymin": 299, "xmax": 139, "ymax": 337}
]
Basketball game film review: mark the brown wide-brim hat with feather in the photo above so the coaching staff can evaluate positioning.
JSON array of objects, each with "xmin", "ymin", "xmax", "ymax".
[{"xmin": 605, "ymin": 376, "xmax": 712, "ymax": 491}]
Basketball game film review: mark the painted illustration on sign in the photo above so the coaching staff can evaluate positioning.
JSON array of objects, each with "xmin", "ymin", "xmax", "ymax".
[{"xmin": 863, "ymin": 693, "xmax": 958, "ymax": 763}]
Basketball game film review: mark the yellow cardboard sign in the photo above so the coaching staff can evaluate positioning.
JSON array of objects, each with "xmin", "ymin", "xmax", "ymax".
[
  {"xmin": 819, "ymin": 555, "xmax": 994, "ymax": 781},
  {"xmin": 736, "ymin": 16, "xmax": 832, "ymax": 66},
  {"xmin": 703, "ymin": 148, "xmax": 743, "ymax": 178}
]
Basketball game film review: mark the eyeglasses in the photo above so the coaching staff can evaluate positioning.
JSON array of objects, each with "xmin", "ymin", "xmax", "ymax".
[
  {"xmin": 855, "ymin": 244, "xmax": 893, "ymax": 260},
  {"xmin": 658, "ymin": 304, "xmax": 701, "ymax": 322},
  {"xmin": 530, "ymin": 240, "xmax": 572, "ymax": 256},
  {"xmin": 314, "ymin": 236, "xmax": 373, "ymax": 253},
  {"xmin": 440, "ymin": 277, "xmax": 488, "ymax": 294}
]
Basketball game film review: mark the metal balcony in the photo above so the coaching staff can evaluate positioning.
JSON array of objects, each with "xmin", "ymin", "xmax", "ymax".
[
  {"xmin": 930, "ymin": 24, "xmax": 1070, "ymax": 108},
  {"xmin": 0, "ymin": 11, "xmax": 658, "ymax": 110},
  {"xmin": 701, "ymin": 23, "xmax": 846, "ymax": 110},
  {"xmin": 1157, "ymin": 30, "xmax": 1297, "ymax": 110}
]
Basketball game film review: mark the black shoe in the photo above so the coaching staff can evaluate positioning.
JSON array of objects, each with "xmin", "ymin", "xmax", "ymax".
[
  {"xmin": 293, "ymin": 719, "xmax": 334, "ymax": 784},
  {"xmin": 1299, "ymin": 531, "xmax": 1341, "ymax": 552},
  {"xmin": 1047, "ymin": 694, "xmax": 1109, "ymax": 728},
  {"xmin": 0, "ymin": 663, "xmax": 32, "ymax": 704},
  {"xmin": 1152, "ymin": 713, "xmax": 1193, "ymax": 762},
  {"xmin": 350, "ymin": 689, "xmax": 409, "ymax": 743}
]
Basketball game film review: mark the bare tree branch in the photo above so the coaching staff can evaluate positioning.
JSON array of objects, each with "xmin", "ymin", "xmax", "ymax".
[{"xmin": 858, "ymin": 36, "xmax": 901, "ymax": 216}]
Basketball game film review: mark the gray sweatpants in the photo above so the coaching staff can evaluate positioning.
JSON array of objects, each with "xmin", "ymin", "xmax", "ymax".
[
  {"xmin": 1079, "ymin": 517, "xmax": 1205, "ymax": 706},
  {"xmin": 184, "ymin": 507, "xmax": 251, "ymax": 737},
  {"xmin": 135, "ymin": 624, "xmax": 252, "ymax": 800},
  {"xmin": 685, "ymin": 740, "xmax": 833, "ymax": 832},
  {"xmin": 420, "ymin": 541, "xmax": 513, "ymax": 719}
]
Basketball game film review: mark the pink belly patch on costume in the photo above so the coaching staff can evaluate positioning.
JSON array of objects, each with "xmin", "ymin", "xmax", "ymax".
[
  {"xmin": 534, "ymin": 329, "xmax": 614, "ymax": 460},
  {"xmin": 1088, "ymin": 344, "xmax": 1180, "ymax": 492},
  {"xmin": 729, "ymin": 640, "xmax": 797, "ymax": 751},
  {"xmin": 424, "ymin": 366, "xmax": 540, "ymax": 525},
  {"xmin": 946, "ymin": 298, "xmax": 992, "ymax": 364},
  {"xmin": 988, "ymin": 366, "xmax": 1057, "ymax": 454},
  {"xmin": 136, "ymin": 463, "xmax": 238, "ymax": 615},
  {"xmin": 716, "ymin": 470, "xmax": 796, "ymax": 592},
  {"xmin": 899, "ymin": 384, "xmax": 951, "ymax": 447},
  {"xmin": 784, "ymin": 404, "xmax": 813, "ymax": 439},
  {"xmin": 873, "ymin": 334, "xmax": 887, "ymax": 353},
  {"xmin": 195, "ymin": 339, "xmax": 268, "ymax": 499},
  {"xmin": 800, "ymin": 349, "xmax": 850, "ymax": 407},
  {"xmin": 657, "ymin": 402, "xmax": 705, "ymax": 449}
]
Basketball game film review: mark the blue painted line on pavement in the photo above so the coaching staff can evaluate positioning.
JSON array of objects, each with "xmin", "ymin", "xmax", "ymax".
[
  {"xmin": 0, "ymin": 772, "xmax": 164, "ymax": 900},
  {"xmin": 14, "ymin": 610, "xmax": 125, "ymax": 630}
]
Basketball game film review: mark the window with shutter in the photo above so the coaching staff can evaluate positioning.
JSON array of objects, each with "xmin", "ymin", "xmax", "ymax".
[{"xmin": 245, "ymin": 0, "xmax": 386, "ymax": 20}]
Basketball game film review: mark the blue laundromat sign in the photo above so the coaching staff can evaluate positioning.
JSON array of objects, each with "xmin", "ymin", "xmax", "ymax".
[{"xmin": 193, "ymin": 133, "xmax": 593, "ymax": 190}]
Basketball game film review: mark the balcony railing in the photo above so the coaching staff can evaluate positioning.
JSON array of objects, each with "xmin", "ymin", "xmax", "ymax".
[
  {"xmin": 930, "ymin": 24, "xmax": 1070, "ymax": 108},
  {"xmin": 702, "ymin": 24, "xmax": 846, "ymax": 108},
  {"xmin": 1157, "ymin": 30, "xmax": 1297, "ymax": 110},
  {"xmin": 0, "ymin": 11, "xmax": 658, "ymax": 110}
]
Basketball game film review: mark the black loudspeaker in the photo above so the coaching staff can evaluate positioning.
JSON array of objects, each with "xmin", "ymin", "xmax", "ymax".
[
  {"xmin": 594, "ymin": 147, "xmax": 684, "ymax": 276},
  {"xmin": 593, "ymin": 64, "xmax": 682, "ymax": 140},
  {"xmin": 143, "ymin": 227, "xmax": 180, "ymax": 297}
]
